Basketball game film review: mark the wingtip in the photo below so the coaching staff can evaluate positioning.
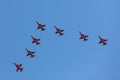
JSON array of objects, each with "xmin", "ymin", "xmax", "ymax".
[
  {"xmin": 98, "ymin": 35, "xmax": 101, "ymax": 38},
  {"xmin": 13, "ymin": 62, "xmax": 16, "ymax": 65},
  {"xmin": 54, "ymin": 25, "xmax": 57, "ymax": 28},
  {"xmin": 25, "ymin": 48, "xmax": 28, "ymax": 51},
  {"xmin": 36, "ymin": 21, "xmax": 39, "ymax": 24},
  {"xmin": 79, "ymin": 32, "xmax": 82, "ymax": 34},
  {"xmin": 31, "ymin": 35, "xmax": 33, "ymax": 38}
]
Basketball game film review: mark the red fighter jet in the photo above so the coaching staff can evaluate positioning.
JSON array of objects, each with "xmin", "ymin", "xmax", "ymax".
[
  {"xmin": 79, "ymin": 32, "xmax": 88, "ymax": 41},
  {"xmin": 13, "ymin": 62, "xmax": 23, "ymax": 72},
  {"xmin": 26, "ymin": 48, "xmax": 35, "ymax": 57},
  {"xmin": 55, "ymin": 26, "xmax": 64, "ymax": 35},
  {"xmin": 31, "ymin": 35, "xmax": 40, "ymax": 45},
  {"xmin": 98, "ymin": 35, "xmax": 107, "ymax": 45},
  {"xmin": 36, "ymin": 21, "xmax": 46, "ymax": 31}
]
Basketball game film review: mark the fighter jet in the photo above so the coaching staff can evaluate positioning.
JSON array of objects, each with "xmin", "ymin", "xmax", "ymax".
[
  {"xmin": 55, "ymin": 26, "xmax": 64, "ymax": 35},
  {"xmin": 31, "ymin": 35, "xmax": 40, "ymax": 45},
  {"xmin": 26, "ymin": 48, "xmax": 35, "ymax": 57},
  {"xmin": 98, "ymin": 35, "xmax": 107, "ymax": 45},
  {"xmin": 79, "ymin": 32, "xmax": 88, "ymax": 41},
  {"xmin": 36, "ymin": 21, "xmax": 46, "ymax": 31},
  {"xmin": 13, "ymin": 62, "xmax": 23, "ymax": 72}
]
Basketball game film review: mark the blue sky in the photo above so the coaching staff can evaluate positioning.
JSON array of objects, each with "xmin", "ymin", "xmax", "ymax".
[{"xmin": 0, "ymin": 0, "xmax": 120, "ymax": 80}]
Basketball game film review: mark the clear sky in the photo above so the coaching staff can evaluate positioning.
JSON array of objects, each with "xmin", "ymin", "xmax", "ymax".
[{"xmin": 0, "ymin": 0, "xmax": 120, "ymax": 80}]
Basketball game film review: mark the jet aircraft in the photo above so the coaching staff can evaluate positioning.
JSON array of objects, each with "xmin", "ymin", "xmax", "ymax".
[
  {"xmin": 31, "ymin": 35, "xmax": 40, "ymax": 45},
  {"xmin": 13, "ymin": 62, "xmax": 23, "ymax": 72},
  {"xmin": 98, "ymin": 35, "xmax": 107, "ymax": 45},
  {"xmin": 55, "ymin": 26, "xmax": 64, "ymax": 35},
  {"xmin": 26, "ymin": 48, "xmax": 35, "ymax": 57},
  {"xmin": 36, "ymin": 21, "xmax": 46, "ymax": 31},
  {"xmin": 79, "ymin": 32, "xmax": 88, "ymax": 41}
]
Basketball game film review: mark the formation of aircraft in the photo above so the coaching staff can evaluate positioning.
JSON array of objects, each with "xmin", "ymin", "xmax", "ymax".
[
  {"xmin": 13, "ymin": 20, "xmax": 108, "ymax": 72},
  {"xmin": 55, "ymin": 26, "xmax": 64, "ymax": 35},
  {"xmin": 26, "ymin": 48, "xmax": 35, "ymax": 57},
  {"xmin": 98, "ymin": 36, "xmax": 107, "ymax": 45},
  {"xmin": 36, "ymin": 21, "xmax": 46, "ymax": 31},
  {"xmin": 13, "ymin": 62, "xmax": 23, "ymax": 72},
  {"xmin": 79, "ymin": 32, "xmax": 88, "ymax": 41},
  {"xmin": 31, "ymin": 35, "xmax": 40, "ymax": 45}
]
